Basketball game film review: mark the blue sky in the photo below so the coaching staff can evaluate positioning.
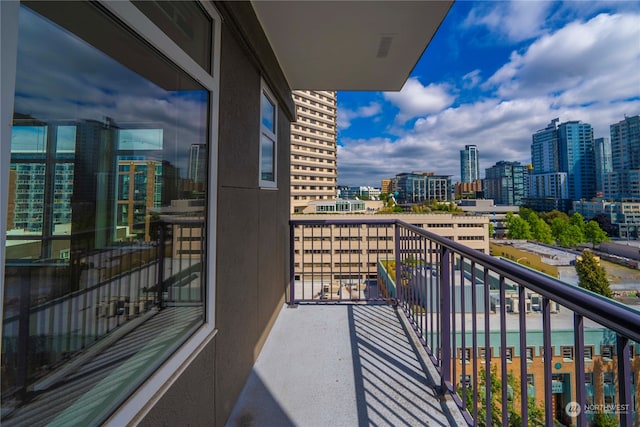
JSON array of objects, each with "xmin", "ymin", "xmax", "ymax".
[{"xmin": 336, "ymin": 1, "xmax": 640, "ymax": 186}]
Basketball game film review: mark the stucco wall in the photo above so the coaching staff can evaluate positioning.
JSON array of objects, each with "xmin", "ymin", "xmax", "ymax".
[{"xmin": 139, "ymin": 3, "xmax": 292, "ymax": 426}]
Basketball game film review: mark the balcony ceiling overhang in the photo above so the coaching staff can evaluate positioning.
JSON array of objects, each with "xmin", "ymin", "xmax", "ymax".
[{"xmin": 251, "ymin": 1, "xmax": 454, "ymax": 91}]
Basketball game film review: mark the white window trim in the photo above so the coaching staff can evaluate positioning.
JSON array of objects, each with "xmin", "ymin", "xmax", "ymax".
[
  {"xmin": 259, "ymin": 80, "xmax": 278, "ymax": 189},
  {"xmin": 0, "ymin": 0, "xmax": 20, "ymax": 314}
]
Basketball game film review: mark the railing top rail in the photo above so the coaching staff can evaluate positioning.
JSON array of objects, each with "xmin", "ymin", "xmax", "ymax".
[{"xmin": 290, "ymin": 218, "xmax": 640, "ymax": 343}]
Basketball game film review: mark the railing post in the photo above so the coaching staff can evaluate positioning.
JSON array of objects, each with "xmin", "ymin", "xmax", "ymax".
[
  {"xmin": 542, "ymin": 297, "xmax": 553, "ymax": 426},
  {"xmin": 394, "ymin": 224, "xmax": 401, "ymax": 304},
  {"xmin": 16, "ymin": 268, "xmax": 31, "ymax": 396},
  {"xmin": 616, "ymin": 334, "xmax": 632, "ymax": 427},
  {"xmin": 574, "ymin": 313, "xmax": 586, "ymax": 427},
  {"xmin": 157, "ymin": 221, "xmax": 165, "ymax": 309},
  {"xmin": 440, "ymin": 246, "xmax": 452, "ymax": 394},
  {"xmin": 289, "ymin": 222, "xmax": 296, "ymax": 305}
]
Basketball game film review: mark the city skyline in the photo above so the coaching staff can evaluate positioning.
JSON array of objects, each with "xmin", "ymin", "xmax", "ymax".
[{"xmin": 336, "ymin": 1, "xmax": 640, "ymax": 186}]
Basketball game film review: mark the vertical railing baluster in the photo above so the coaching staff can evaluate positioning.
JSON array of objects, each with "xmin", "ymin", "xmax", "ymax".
[
  {"xmin": 289, "ymin": 222, "xmax": 295, "ymax": 304},
  {"xmin": 499, "ymin": 276, "xmax": 507, "ymax": 427},
  {"xmin": 394, "ymin": 224, "xmax": 401, "ymax": 304},
  {"xmin": 157, "ymin": 222, "xmax": 165, "ymax": 309},
  {"xmin": 574, "ymin": 313, "xmax": 586, "ymax": 427},
  {"xmin": 616, "ymin": 334, "xmax": 631, "ymax": 427},
  {"xmin": 451, "ymin": 253, "xmax": 457, "ymax": 397},
  {"xmin": 440, "ymin": 247, "xmax": 452, "ymax": 393},
  {"xmin": 518, "ymin": 283, "xmax": 528, "ymax": 426},
  {"xmin": 484, "ymin": 267, "xmax": 492, "ymax": 427},
  {"xmin": 471, "ymin": 261, "xmax": 478, "ymax": 424},
  {"xmin": 460, "ymin": 256, "xmax": 467, "ymax": 412},
  {"xmin": 542, "ymin": 297, "xmax": 553, "ymax": 426},
  {"xmin": 436, "ymin": 243, "xmax": 441, "ymax": 368}
]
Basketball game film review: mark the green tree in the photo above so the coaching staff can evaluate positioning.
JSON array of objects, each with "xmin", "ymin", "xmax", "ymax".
[
  {"xmin": 488, "ymin": 222, "xmax": 495, "ymax": 238},
  {"xmin": 584, "ymin": 220, "xmax": 609, "ymax": 248},
  {"xmin": 593, "ymin": 411, "xmax": 619, "ymax": 427},
  {"xmin": 539, "ymin": 209, "xmax": 569, "ymax": 225},
  {"xmin": 556, "ymin": 224, "xmax": 584, "ymax": 247},
  {"xmin": 570, "ymin": 212, "xmax": 586, "ymax": 231},
  {"xmin": 575, "ymin": 250, "xmax": 612, "ymax": 298},
  {"xmin": 528, "ymin": 214, "xmax": 554, "ymax": 244},
  {"xmin": 460, "ymin": 365, "xmax": 544, "ymax": 426},
  {"xmin": 506, "ymin": 215, "xmax": 533, "ymax": 240},
  {"xmin": 550, "ymin": 217, "xmax": 567, "ymax": 240}
]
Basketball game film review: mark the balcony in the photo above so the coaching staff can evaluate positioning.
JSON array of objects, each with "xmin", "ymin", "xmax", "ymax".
[
  {"xmin": 230, "ymin": 218, "xmax": 640, "ymax": 426},
  {"xmin": 2, "ymin": 216, "xmax": 639, "ymax": 426}
]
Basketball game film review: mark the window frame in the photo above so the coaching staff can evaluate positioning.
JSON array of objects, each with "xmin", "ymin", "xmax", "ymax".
[
  {"xmin": 259, "ymin": 80, "xmax": 278, "ymax": 189},
  {"xmin": 0, "ymin": 1, "xmax": 221, "ymax": 425}
]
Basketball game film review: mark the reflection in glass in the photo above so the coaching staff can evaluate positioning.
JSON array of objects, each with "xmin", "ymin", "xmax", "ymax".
[
  {"xmin": 261, "ymin": 92, "xmax": 275, "ymax": 132},
  {"xmin": 2, "ymin": 3, "xmax": 209, "ymax": 425},
  {"xmin": 261, "ymin": 135, "xmax": 275, "ymax": 182}
]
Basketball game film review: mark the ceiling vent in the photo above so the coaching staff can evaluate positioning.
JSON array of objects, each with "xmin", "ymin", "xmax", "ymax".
[{"xmin": 376, "ymin": 35, "xmax": 395, "ymax": 59}]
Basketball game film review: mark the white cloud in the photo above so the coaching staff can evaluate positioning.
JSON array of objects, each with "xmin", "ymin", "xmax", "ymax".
[
  {"xmin": 337, "ymin": 102, "xmax": 382, "ymax": 130},
  {"xmin": 338, "ymin": 92, "xmax": 640, "ymax": 186},
  {"xmin": 462, "ymin": 69, "xmax": 482, "ymax": 89},
  {"xmin": 485, "ymin": 13, "xmax": 640, "ymax": 103},
  {"xmin": 382, "ymin": 78, "xmax": 455, "ymax": 123},
  {"xmin": 463, "ymin": 1, "xmax": 552, "ymax": 42}
]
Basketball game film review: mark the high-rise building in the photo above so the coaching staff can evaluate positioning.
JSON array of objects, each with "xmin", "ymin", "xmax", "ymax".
[
  {"xmin": 557, "ymin": 120, "xmax": 595, "ymax": 200},
  {"xmin": 594, "ymin": 137, "xmax": 612, "ymax": 197},
  {"xmin": 484, "ymin": 161, "xmax": 528, "ymax": 206},
  {"xmin": 460, "ymin": 144, "xmax": 479, "ymax": 183},
  {"xmin": 290, "ymin": 90, "xmax": 337, "ymax": 213},
  {"xmin": 605, "ymin": 115, "xmax": 640, "ymax": 201},
  {"xmin": 188, "ymin": 144, "xmax": 207, "ymax": 186},
  {"xmin": 526, "ymin": 118, "xmax": 595, "ymax": 211},
  {"xmin": 611, "ymin": 115, "xmax": 640, "ymax": 171}
]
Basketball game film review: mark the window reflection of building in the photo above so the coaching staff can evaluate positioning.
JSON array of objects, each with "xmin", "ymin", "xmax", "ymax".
[{"xmin": 2, "ymin": 3, "xmax": 210, "ymax": 424}]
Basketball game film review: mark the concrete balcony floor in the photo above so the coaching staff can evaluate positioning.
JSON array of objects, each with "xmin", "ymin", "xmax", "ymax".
[{"xmin": 227, "ymin": 304, "xmax": 463, "ymax": 426}]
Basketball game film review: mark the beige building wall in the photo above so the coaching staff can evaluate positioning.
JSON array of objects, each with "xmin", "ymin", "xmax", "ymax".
[
  {"xmin": 293, "ymin": 214, "xmax": 489, "ymax": 282},
  {"xmin": 290, "ymin": 90, "xmax": 337, "ymax": 213}
]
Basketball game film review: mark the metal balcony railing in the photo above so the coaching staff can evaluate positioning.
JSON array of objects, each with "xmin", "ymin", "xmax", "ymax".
[
  {"xmin": 1, "ymin": 218, "xmax": 205, "ymax": 420},
  {"xmin": 290, "ymin": 218, "xmax": 640, "ymax": 426}
]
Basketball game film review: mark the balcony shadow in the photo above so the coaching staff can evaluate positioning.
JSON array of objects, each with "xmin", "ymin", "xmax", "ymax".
[
  {"xmin": 347, "ymin": 304, "xmax": 456, "ymax": 426},
  {"xmin": 225, "ymin": 371, "xmax": 295, "ymax": 427}
]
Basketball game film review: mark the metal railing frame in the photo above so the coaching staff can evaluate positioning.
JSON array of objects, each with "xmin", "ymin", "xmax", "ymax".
[{"xmin": 290, "ymin": 218, "xmax": 640, "ymax": 426}]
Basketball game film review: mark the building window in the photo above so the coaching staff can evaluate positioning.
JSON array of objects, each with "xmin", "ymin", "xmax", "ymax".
[
  {"xmin": 2, "ymin": 1, "xmax": 218, "ymax": 425},
  {"xmin": 601, "ymin": 345, "xmax": 614, "ymax": 359},
  {"xmin": 585, "ymin": 372, "xmax": 594, "ymax": 385},
  {"xmin": 505, "ymin": 347, "xmax": 513, "ymax": 362},
  {"xmin": 260, "ymin": 82, "xmax": 277, "ymax": 188},
  {"xmin": 561, "ymin": 346, "xmax": 574, "ymax": 360},
  {"xmin": 603, "ymin": 372, "xmax": 614, "ymax": 384},
  {"xmin": 527, "ymin": 374, "xmax": 535, "ymax": 387},
  {"xmin": 526, "ymin": 347, "xmax": 535, "ymax": 361},
  {"xmin": 584, "ymin": 346, "xmax": 594, "ymax": 360}
]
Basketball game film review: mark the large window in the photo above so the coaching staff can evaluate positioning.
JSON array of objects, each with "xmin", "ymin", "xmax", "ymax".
[
  {"xmin": 260, "ymin": 82, "xmax": 277, "ymax": 188},
  {"xmin": 1, "ymin": 1, "xmax": 218, "ymax": 425}
]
